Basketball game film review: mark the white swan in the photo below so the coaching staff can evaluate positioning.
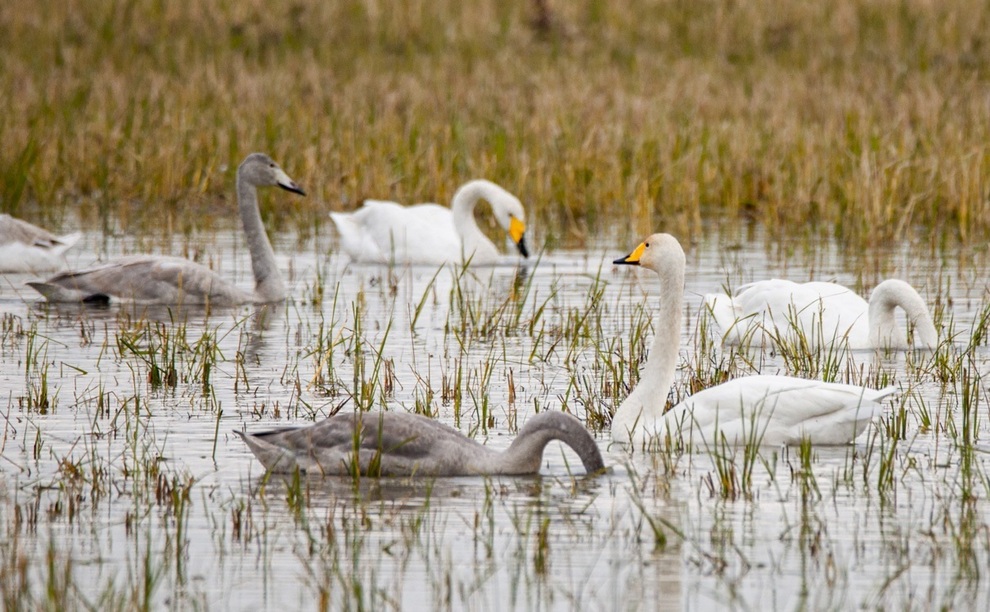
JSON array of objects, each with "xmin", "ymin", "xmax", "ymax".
[
  {"xmin": 27, "ymin": 153, "xmax": 304, "ymax": 305},
  {"xmin": 329, "ymin": 179, "xmax": 528, "ymax": 265},
  {"xmin": 0, "ymin": 214, "xmax": 81, "ymax": 273},
  {"xmin": 612, "ymin": 234, "xmax": 897, "ymax": 447},
  {"xmin": 704, "ymin": 278, "xmax": 938, "ymax": 350},
  {"xmin": 236, "ymin": 411, "xmax": 604, "ymax": 477}
]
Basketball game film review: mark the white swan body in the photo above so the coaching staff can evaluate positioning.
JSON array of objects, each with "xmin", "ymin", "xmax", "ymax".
[
  {"xmin": 27, "ymin": 153, "xmax": 304, "ymax": 305},
  {"xmin": 236, "ymin": 411, "xmax": 604, "ymax": 477},
  {"xmin": 612, "ymin": 234, "xmax": 897, "ymax": 448},
  {"xmin": 330, "ymin": 179, "xmax": 528, "ymax": 265},
  {"xmin": 705, "ymin": 279, "xmax": 937, "ymax": 350},
  {"xmin": 0, "ymin": 214, "xmax": 81, "ymax": 273}
]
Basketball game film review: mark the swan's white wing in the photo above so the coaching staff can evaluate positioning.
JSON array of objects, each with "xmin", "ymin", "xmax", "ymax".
[
  {"xmin": 329, "ymin": 209, "xmax": 389, "ymax": 263},
  {"xmin": 663, "ymin": 375, "xmax": 893, "ymax": 446},
  {"xmin": 331, "ymin": 200, "xmax": 463, "ymax": 265},
  {"xmin": 703, "ymin": 280, "xmax": 807, "ymax": 346},
  {"xmin": 729, "ymin": 280, "xmax": 871, "ymax": 348},
  {"xmin": 27, "ymin": 255, "xmax": 247, "ymax": 304},
  {"xmin": 781, "ymin": 282, "xmax": 871, "ymax": 347}
]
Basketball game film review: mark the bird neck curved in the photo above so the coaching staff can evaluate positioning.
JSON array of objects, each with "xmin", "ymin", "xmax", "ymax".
[
  {"xmin": 237, "ymin": 177, "xmax": 285, "ymax": 302},
  {"xmin": 868, "ymin": 281, "xmax": 936, "ymax": 348},
  {"xmin": 450, "ymin": 181, "xmax": 498, "ymax": 256},
  {"xmin": 496, "ymin": 413, "xmax": 603, "ymax": 474},
  {"xmin": 612, "ymin": 265, "xmax": 684, "ymax": 442}
]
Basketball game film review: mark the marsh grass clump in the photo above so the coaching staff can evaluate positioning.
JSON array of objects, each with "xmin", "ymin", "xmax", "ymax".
[
  {"xmin": 113, "ymin": 314, "xmax": 227, "ymax": 393},
  {"xmin": 305, "ymin": 293, "xmax": 398, "ymax": 415},
  {"xmin": 765, "ymin": 314, "xmax": 847, "ymax": 382},
  {"xmin": 0, "ymin": 313, "xmax": 27, "ymax": 353},
  {"xmin": 19, "ymin": 322, "xmax": 59, "ymax": 414},
  {"xmin": 701, "ymin": 434, "xmax": 765, "ymax": 502},
  {"xmin": 446, "ymin": 266, "xmax": 537, "ymax": 341},
  {"xmin": 309, "ymin": 294, "xmax": 347, "ymax": 398},
  {"xmin": 7, "ymin": 1, "xmax": 990, "ymax": 248}
]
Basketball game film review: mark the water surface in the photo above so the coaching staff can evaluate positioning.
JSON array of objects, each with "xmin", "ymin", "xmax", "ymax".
[{"xmin": 1, "ymin": 228, "xmax": 989, "ymax": 610}]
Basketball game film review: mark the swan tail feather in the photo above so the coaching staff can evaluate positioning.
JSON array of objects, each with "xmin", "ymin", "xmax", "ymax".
[
  {"xmin": 234, "ymin": 430, "xmax": 300, "ymax": 473},
  {"xmin": 329, "ymin": 211, "xmax": 384, "ymax": 262},
  {"xmin": 26, "ymin": 281, "xmax": 86, "ymax": 302},
  {"xmin": 53, "ymin": 232, "xmax": 82, "ymax": 253}
]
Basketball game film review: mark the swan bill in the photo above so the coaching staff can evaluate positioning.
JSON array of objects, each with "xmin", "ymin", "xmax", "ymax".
[
  {"xmin": 515, "ymin": 234, "xmax": 529, "ymax": 258},
  {"xmin": 274, "ymin": 168, "xmax": 306, "ymax": 195},
  {"xmin": 509, "ymin": 217, "xmax": 528, "ymax": 258},
  {"xmin": 613, "ymin": 242, "xmax": 645, "ymax": 265}
]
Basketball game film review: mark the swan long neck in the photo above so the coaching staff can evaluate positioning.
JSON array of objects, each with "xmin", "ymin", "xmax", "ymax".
[
  {"xmin": 237, "ymin": 174, "xmax": 285, "ymax": 302},
  {"xmin": 493, "ymin": 413, "xmax": 604, "ymax": 474},
  {"xmin": 450, "ymin": 181, "xmax": 499, "ymax": 257},
  {"xmin": 867, "ymin": 280, "xmax": 937, "ymax": 349},
  {"xmin": 612, "ymin": 264, "xmax": 684, "ymax": 442}
]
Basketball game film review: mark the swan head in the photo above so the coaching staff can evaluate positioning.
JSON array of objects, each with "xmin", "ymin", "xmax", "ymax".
[
  {"xmin": 239, "ymin": 153, "xmax": 306, "ymax": 196},
  {"xmin": 496, "ymin": 198, "xmax": 528, "ymax": 258},
  {"xmin": 868, "ymin": 279, "xmax": 939, "ymax": 349},
  {"xmin": 613, "ymin": 233, "xmax": 685, "ymax": 272},
  {"xmin": 479, "ymin": 182, "xmax": 529, "ymax": 258}
]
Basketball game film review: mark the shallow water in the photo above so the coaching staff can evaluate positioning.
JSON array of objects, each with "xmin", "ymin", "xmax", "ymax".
[{"xmin": 2, "ymin": 227, "xmax": 990, "ymax": 610}]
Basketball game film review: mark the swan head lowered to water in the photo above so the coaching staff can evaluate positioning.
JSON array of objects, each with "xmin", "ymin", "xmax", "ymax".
[
  {"xmin": 867, "ymin": 279, "xmax": 938, "ymax": 349},
  {"xmin": 453, "ymin": 179, "xmax": 529, "ymax": 260},
  {"xmin": 329, "ymin": 179, "xmax": 528, "ymax": 265},
  {"xmin": 236, "ymin": 410, "xmax": 605, "ymax": 477},
  {"xmin": 703, "ymin": 276, "xmax": 938, "ymax": 351},
  {"xmin": 610, "ymin": 233, "xmax": 897, "ymax": 448},
  {"xmin": 27, "ymin": 153, "xmax": 304, "ymax": 305}
]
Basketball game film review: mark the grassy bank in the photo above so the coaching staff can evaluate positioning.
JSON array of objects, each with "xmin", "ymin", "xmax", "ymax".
[{"xmin": 2, "ymin": 0, "xmax": 990, "ymax": 246}]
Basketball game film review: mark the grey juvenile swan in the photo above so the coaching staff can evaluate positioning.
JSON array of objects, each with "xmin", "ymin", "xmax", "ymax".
[
  {"xmin": 235, "ymin": 411, "xmax": 605, "ymax": 477},
  {"xmin": 0, "ymin": 214, "xmax": 81, "ymax": 273},
  {"xmin": 27, "ymin": 153, "xmax": 304, "ymax": 304}
]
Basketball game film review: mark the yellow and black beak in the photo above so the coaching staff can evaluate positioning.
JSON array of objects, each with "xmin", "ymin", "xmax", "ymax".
[
  {"xmin": 613, "ymin": 242, "xmax": 645, "ymax": 266},
  {"xmin": 509, "ymin": 217, "xmax": 529, "ymax": 258}
]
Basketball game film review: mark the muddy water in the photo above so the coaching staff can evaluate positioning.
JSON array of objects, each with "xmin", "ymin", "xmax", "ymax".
[{"xmin": 1, "ymin": 228, "xmax": 989, "ymax": 610}]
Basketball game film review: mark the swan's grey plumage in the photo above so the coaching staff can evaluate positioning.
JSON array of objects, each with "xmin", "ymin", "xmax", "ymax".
[
  {"xmin": 705, "ymin": 278, "xmax": 938, "ymax": 350},
  {"xmin": 611, "ymin": 233, "xmax": 897, "ymax": 448},
  {"xmin": 236, "ymin": 411, "xmax": 604, "ymax": 476},
  {"xmin": 27, "ymin": 153, "xmax": 304, "ymax": 304},
  {"xmin": 0, "ymin": 214, "xmax": 81, "ymax": 273},
  {"xmin": 329, "ymin": 179, "xmax": 529, "ymax": 265}
]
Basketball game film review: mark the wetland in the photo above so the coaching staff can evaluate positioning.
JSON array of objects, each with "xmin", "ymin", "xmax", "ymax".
[{"xmin": 5, "ymin": 1, "xmax": 990, "ymax": 609}]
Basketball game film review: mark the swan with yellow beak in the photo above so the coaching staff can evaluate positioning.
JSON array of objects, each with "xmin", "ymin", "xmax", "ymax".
[{"xmin": 330, "ymin": 179, "xmax": 529, "ymax": 266}]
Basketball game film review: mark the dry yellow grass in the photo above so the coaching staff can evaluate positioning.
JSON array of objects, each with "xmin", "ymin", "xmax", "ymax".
[{"xmin": 2, "ymin": 0, "xmax": 990, "ymax": 247}]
